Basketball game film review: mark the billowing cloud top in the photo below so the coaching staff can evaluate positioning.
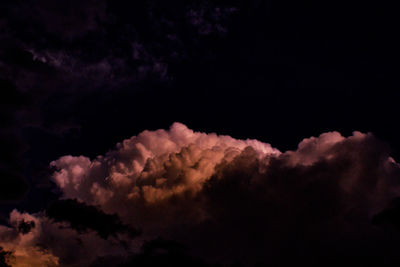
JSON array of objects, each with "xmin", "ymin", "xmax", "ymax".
[
  {"xmin": 1, "ymin": 123, "xmax": 400, "ymax": 266},
  {"xmin": 50, "ymin": 122, "xmax": 280, "ymax": 229}
]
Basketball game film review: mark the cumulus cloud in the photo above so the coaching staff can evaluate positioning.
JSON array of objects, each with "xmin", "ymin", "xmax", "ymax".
[
  {"xmin": 2, "ymin": 123, "xmax": 400, "ymax": 266},
  {"xmin": 50, "ymin": 122, "xmax": 279, "ymax": 230}
]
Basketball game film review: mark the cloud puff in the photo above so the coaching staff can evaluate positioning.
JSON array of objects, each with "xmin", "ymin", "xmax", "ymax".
[
  {"xmin": 0, "ymin": 208, "xmax": 142, "ymax": 267},
  {"xmin": 3, "ymin": 123, "xmax": 400, "ymax": 266},
  {"xmin": 191, "ymin": 131, "xmax": 400, "ymax": 264},
  {"xmin": 50, "ymin": 122, "xmax": 280, "ymax": 230},
  {"xmin": 0, "ymin": 210, "xmax": 59, "ymax": 267}
]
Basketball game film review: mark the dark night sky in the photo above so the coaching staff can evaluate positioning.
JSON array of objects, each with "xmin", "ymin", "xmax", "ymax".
[{"xmin": 1, "ymin": 1, "xmax": 400, "ymax": 266}]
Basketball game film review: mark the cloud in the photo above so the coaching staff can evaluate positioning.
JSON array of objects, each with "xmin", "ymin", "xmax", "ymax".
[
  {"xmin": 2, "ymin": 123, "xmax": 400, "ymax": 266},
  {"xmin": 50, "ymin": 122, "xmax": 279, "ymax": 230},
  {"xmin": 0, "ymin": 208, "xmax": 142, "ymax": 267},
  {"xmin": 0, "ymin": 210, "xmax": 59, "ymax": 267},
  {"xmin": 191, "ymin": 131, "xmax": 400, "ymax": 264}
]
